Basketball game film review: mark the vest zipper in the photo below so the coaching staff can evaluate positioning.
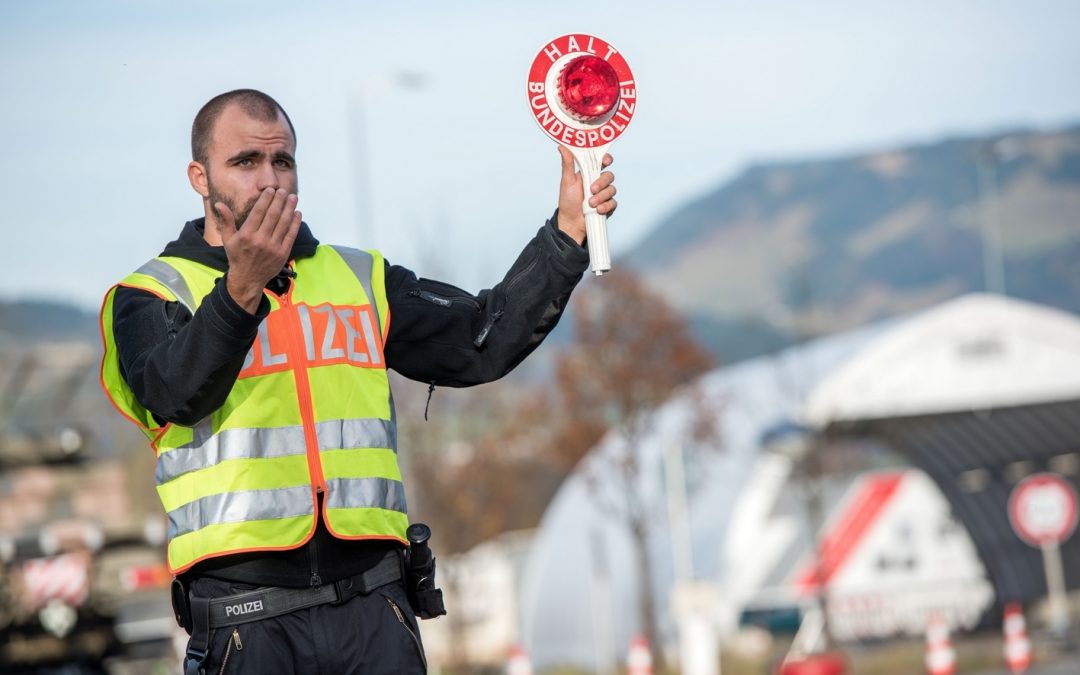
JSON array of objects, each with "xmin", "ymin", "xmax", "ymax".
[
  {"xmin": 274, "ymin": 282, "xmax": 328, "ymax": 503},
  {"xmin": 309, "ymin": 544, "xmax": 322, "ymax": 588},
  {"xmin": 309, "ymin": 494, "xmax": 322, "ymax": 588}
]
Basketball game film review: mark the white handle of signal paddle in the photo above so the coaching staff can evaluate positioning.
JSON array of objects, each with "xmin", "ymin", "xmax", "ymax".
[{"xmin": 568, "ymin": 145, "xmax": 611, "ymax": 276}]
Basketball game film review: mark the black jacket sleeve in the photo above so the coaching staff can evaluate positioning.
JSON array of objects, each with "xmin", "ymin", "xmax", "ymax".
[
  {"xmin": 384, "ymin": 215, "xmax": 588, "ymax": 386},
  {"xmin": 112, "ymin": 277, "xmax": 269, "ymax": 426}
]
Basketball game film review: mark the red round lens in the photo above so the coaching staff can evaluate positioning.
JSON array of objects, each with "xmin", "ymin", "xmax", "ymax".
[{"xmin": 557, "ymin": 55, "xmax": 620, "ymax": 121}]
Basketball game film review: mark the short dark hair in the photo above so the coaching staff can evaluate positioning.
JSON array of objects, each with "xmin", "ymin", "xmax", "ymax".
[{"xmin": 191, "ymin": 89, "xmax": 296, "ymax": 164}]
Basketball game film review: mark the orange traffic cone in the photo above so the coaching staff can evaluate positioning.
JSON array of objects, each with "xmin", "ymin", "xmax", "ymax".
[
  {"xmin": 1003, "ymin": 602, "xmax": 1031, "ymax": 674},
  {"xmin": 627, "ymin": 634, "xmax": 653, "ymax": 675},
  {"xmin": 924, "ymin": 614, "xmax": 956, "ymax": 675},
  {"xmin": 506, "ymin": 644, "xmax": 532, "ymax": 675}
]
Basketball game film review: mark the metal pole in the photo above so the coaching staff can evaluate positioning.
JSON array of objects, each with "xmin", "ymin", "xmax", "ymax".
[
  {"xmin": 665, "ymin": 441, "xmax": 694, "ymax": 582},
  {"xmin": 975, "ymin": 146, "xmax": 1006, "ymax": 295},
  {"xmin": 1040, "ymin": 540, "xmax": 1070, "ymax": 639},
  {"xmin": 349, "ymin": 90, "xmax": 375, "ymax": 247},
  {"xmin": 590, "ymin": 528, "xmax": 617, "ymax": 675}
]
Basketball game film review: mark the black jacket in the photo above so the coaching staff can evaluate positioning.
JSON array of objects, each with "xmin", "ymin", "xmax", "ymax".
[{"xmin": 112, "ymin": 214, "xmax": 588, "ymax": 586}]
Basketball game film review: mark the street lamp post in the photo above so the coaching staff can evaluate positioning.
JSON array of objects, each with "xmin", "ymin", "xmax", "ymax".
[
  {"xmin": 975, "ymin": 142, "xmax": 1006, "ymax": 296},
  {"xmin": 348, "ymin": 71, "xmax": 429, "ymax": 247}
]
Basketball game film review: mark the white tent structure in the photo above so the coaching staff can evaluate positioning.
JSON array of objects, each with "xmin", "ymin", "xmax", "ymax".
[
  {"xmin": 803, "ymin": 293, "xmax": 1080, "ymax": 609},
  {"xmin": 805, "ymin": 293, "xmax": 1080, "ymax": 424},
  {"xmin": 518, "ymin": 294, "xmax": 1080, "ymax": 670}
]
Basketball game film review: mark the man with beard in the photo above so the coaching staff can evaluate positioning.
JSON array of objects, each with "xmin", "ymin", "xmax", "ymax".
[{"xmin": 99, "ymin": 89, "xmax": 617, "ymax": 674}]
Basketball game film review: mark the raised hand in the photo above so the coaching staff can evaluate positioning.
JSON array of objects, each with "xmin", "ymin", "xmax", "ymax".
[
  {"xmin": 556, "ymin": 146, "xmax": 617, "ymax": 246},
  {"xmin": 216, "ymin": 187, "xmax": 302, "ymax": 312}
]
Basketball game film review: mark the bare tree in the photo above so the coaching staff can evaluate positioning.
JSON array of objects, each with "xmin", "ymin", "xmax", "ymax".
[
  {"xmin": 394, "ymin": 268, "xmax": 717, "ymax": 672},
  {"xmin": 546, "ymin": 270, "xmax": 717, "ymax": 673},
  {"xmin": 397, "ymin": 378, "xmax": 559, "ymax": 555}
]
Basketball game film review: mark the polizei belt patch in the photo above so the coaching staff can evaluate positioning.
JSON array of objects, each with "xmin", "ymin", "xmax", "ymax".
[{"xmin": 224, "ymin": 599, "xmax": 264, "ymax": 617}]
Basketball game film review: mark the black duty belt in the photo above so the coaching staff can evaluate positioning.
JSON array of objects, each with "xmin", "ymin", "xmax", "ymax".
[
  {"xmin": 201, "ymin": 549, "xmax": 402, "ymax": 628},
  {"xmin": 182, "ymin": 549, "xmax": 402, "ymax": 675}
]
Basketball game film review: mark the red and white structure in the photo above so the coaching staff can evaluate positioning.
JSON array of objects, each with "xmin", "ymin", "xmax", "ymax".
[
  {"xmin": 778, "ymin": 470, "xmax": 994, "ymax": 641},
  {"xmin": 1002, "ymin": 602, "xmax": 1031, "ymax": 674},
  {"xmin": 506, "ymin": 644, "xmax": 533, "ymax": 675},
  {"xmin": 527, "ymin": 34, "xmax": 636, "ymax": 275},
  {"xmin": 19, "ymin": 552, "xmax": 89, "ymax": 610},
  {"xmin": 626, "ymin": 634, "xmax": 653, "ymax": 675},
  {"xmin": 924, "ymin": 614, "xmax": 956, "ymax": 675}
]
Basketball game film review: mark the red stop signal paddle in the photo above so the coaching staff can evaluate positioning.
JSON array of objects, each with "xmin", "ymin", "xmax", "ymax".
[{"xmin": 527, "ymin": 34, "xmax": 636, "ymax": 275}]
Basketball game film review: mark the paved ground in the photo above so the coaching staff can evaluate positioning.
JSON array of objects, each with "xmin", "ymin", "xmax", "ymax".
[{"xmin": 974, "ymin": 655, "xmax": 1080, "ymax": 674}]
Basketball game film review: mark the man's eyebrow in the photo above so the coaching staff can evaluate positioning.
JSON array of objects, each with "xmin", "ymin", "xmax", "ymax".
[
  {"xmin": 272, "ymin": 150, "xmax": 296, "ymax": 164},
  {"xmin": 227, "ymin": 149, "xmax": 263, "ymax": 163}
]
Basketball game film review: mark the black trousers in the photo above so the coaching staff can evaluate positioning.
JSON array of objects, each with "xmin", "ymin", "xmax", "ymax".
[{"xmin": 185, "ymin": 576, "xmax": 427, "ymax": 674}]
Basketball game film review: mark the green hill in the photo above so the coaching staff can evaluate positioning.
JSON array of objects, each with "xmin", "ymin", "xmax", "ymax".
[
  {"xmin": 623, "ymin": 124, "xmax": 1080, "ymax": 362},
  {"xmin": 0, "ymin": 299, "xmax": 100, "ymax": 347}
]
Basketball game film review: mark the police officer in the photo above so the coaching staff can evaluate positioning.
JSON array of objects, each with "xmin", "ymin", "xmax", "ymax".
[{"xmin": 99, "ymin": 89, "xmax": 617, "ymax": 674}]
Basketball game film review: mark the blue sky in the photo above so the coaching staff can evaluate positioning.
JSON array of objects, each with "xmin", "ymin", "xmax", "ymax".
[{"xmin": 3, "ymin": 0, "xmax": 1079, "ymax": 308}]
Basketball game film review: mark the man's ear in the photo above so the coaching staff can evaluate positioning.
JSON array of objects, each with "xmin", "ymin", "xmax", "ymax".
[{"xmin": 188, "ymin": 161, "xmax": 210, "ymax": 198}]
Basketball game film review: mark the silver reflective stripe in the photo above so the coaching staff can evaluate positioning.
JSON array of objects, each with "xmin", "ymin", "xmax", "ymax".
[
  {"xmin": 167, "ymin": 485, "xmax": 314, "ymax": 539},
  {"xmin": 156, "ymin": 425, "xmax": 308, "ymax": 484},
  {"xmin": 358, "ymin": 311, "xmax": 382, "ymax": 366},
  {"xmin": 315, "ymin": 418, "xmax": 396, "ymax": 453},
  {"xmin": 325, "ymin": 477, "xmax": 407, "ymax": 513},
  {"xmin": 135, "ymin": 258, "xmax": 196, "ymax": 314},
  {"xmin": 313, "ymin": 305, "xmax": 345, "ymax": 359},
  {"xmin": 296, "ymin": 304, "xmax": 316, "ymax": 361},
  {"xmin": 329, "ymin": 246, "xmax": 381, "ymax": 334},
  {"xmin": 258, "ymin": 320, "xmax": 287, "ymax": 366},
  {"xmin": 156, "ymin": 419, "xmax": 396, "ymax": 484},
  {"xmin": 338, "ymin": 308, "xmax": 368, "ymax": 363}
]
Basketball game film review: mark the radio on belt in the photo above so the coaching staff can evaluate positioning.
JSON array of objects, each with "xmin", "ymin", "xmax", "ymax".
[{"xmin": 527, "ymin": 33, "xmax": 637, "ymax": 275}]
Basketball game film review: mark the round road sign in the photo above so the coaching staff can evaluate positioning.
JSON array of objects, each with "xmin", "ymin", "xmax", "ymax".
[{"xmin": 1008, "ymin": 473, "xmax": 1079, "ymax": 547}]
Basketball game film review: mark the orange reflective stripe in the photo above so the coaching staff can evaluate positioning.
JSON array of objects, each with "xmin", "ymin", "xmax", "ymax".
[{"xmin": 278, "ymin": 285, "xmax": 327, "ymax": 494}]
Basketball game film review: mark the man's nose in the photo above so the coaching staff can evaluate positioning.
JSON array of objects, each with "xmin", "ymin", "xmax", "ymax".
[{"xmin": 257, "ymin": 163, "xmax": 280, "ymax": 190}]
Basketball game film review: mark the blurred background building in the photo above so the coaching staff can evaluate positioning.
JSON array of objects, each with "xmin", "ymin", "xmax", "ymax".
[{"xmin": 0, "ymin": 330, "xmax": 178, "ymax": 671}]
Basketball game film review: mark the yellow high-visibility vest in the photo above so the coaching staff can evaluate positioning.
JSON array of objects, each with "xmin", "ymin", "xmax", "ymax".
[{"xmin": 99, "ymin": 246, "xmax": 407, "ymax": 573}]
